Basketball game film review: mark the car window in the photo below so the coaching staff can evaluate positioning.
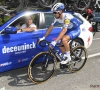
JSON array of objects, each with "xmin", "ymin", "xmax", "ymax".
[
  {"xmin": 32, "ymin": 14, "xmax": 39, "ymax": 29},
  {"xmin": 44, "ymin": 13, "xmax": 82, "ymax": 28},
  {"xmin": 10, "ymin": 14, "xmax": 39, "ymax": 29},
  {"xmin": 10, "ymin": 17, "xmax": 24, "ymax": 29},
  {"xmin": 44, "ymin": 13, "xmax": 54, "ymax": 28},
  {"xmin": 72, "ymin": 14, "xmax": 83, "ymax": 24},
  {"xmin": 44, "ymin": 13, "xmax": 63, "ymax": 28}
]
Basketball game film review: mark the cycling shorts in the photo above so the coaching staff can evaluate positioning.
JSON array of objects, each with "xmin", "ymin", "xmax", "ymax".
[{"xmin": 66, "ymin": 27, "xmax": 80, "ymax": 40}]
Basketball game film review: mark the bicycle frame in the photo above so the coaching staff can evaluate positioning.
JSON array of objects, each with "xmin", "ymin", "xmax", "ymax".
[
  {"xmin": 28, "ymin": 39, "xmax": 88, "ymax": 84},
  {"xmin": 48, "ymin": 46, "xmax": 63, "ymax": 62},
  {"xmin": 46, "ymin": 39, "xmax": 72, "ymax": 60},
  {"xmin": 45, "ymin": 38, "xmax": 73, "ymax": 62}
]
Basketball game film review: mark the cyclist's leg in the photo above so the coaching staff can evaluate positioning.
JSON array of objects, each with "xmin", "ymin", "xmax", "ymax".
[
  {"xmin": 59, "ymin": 29, "xmax": 74, "ymax": 54},
  {"xmin": 59, "ymin": 41, "xmax": 67, "ymax": 54},
  {"xmin": 59, "ymin": 34, "xmax": 71, "ymax": 64},
  {"xmin": 60, "ymin": 28, "xmax": 80, "ymax": 64},
  {"xmin": 59, "ymin": 29, "xmax": 80, "ymax": 54},
  {"xmin": 62, "ymin": 35, "xmax": 70, "ymax": 56}
]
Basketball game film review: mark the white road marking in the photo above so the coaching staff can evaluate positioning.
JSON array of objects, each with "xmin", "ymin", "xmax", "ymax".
[
  {"xmin": 0, "ymin": 87, "xmax": 5, "ymax": 90},
  {"xmin": 88, "ymin": 38, "xmax": 100, "ymax": 58},
  {"xmin": 93, "ymin": 38, "xmax": 100, "ymax": 40},
  {"xmin": 88, "ymin": 52, "xmax": 100, "ymax": 58}
]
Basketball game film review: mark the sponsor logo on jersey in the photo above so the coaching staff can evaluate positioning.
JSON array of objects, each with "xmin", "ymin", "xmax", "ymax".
[{"xmin": 64, "ymin": 19, "xmax": 70, "ymax": 24}]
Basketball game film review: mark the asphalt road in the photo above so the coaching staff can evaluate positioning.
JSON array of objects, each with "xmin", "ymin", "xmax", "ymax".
[{"xmin": 0, "ymin": 32, "xmax": 100, "ymax": 90}]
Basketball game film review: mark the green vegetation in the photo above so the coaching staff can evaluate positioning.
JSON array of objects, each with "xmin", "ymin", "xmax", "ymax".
[{"xmin": 0, "ymin": 16, "xmax": 10, "ymax": 25}]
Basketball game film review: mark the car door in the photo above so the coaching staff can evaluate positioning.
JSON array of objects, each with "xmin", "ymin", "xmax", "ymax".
[
  {"xmin": 0, "ymin": 13, "xmax": 44, "ymax": 72},
  {"xmin": 0, "ymin": 30, "xmax": 43, "ymax": 72}
]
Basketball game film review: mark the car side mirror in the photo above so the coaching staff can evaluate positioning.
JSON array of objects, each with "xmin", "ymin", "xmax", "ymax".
[{"xmin": 4, "ymin": 26, "xmax": 17, "ymax": 34}]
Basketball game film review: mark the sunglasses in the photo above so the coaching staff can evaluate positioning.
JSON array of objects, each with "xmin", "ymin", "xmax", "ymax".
[{"xmin": 53, "ymin": 12, "xmax": 59, "ymax": 14}]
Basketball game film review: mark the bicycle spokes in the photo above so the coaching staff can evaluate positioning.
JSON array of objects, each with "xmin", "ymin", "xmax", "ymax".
[
  {"xmin": 68, "ymin": 46, "xmax": 87, "ymax": 73},
  {"xmin": 28, "ymin": 52, "xmax": 57, "ymax": 83}
]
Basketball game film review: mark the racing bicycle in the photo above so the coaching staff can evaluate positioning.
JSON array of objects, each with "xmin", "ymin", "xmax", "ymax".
[
  {"xmin": 62, "ymin": 0, "xmax": 91, "ymax": 11},
  {"xmin": 0, "ymin": 0, "xmax": 91, "ymax": 22},
  {"xmin": 28, "ymin": 40, "xmax": 88, "ymax": 84},
  {"xmin": 0, "ymin": 0, "xmax": 58, "ymax": 11},
  {"xmin": 0, "ymin": 0, "xmax": 91, "ymax": 12},
  {"xmin": 35, "ymin": 0, "xmax": 91, "ymax": 10}
]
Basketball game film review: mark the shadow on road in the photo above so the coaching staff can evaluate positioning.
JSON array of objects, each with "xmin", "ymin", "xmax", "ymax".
[
  {"xmin": 0, "ymin": 66, "xmax": 35, "ymax": 87},
  {"xmin": 0, "ymin": 65, "xmax": 72, "ymax": 86}
]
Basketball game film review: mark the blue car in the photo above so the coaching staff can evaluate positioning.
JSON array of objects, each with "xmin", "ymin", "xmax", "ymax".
[{"xmin": 0, "ymin": 10, "xmax": 93, "ymax": 72}]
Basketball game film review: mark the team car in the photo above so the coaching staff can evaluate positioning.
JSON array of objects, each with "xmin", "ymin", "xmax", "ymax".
[{"xmin": 0, "ymin": 10, "xmax": 93, "ymax": 72}]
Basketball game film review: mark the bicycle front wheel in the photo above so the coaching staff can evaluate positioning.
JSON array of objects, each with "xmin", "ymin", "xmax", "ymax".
[
  {"xmin": 28, "ymin": 52, "xmax": 57, "ymax": 84},
  {"xmin": 0, "ymin": 0, "xmax": 24, "ymax": 12},
  {"xmin": 68, "ymin": 46, "xmax": 88, "ymax": 73},
  {"xmin": 73, "ymin": 0, "xmax": 91, "ymax": 11},
  {"xmin": 37, "ymin": 0, "xmax": 60, "ymax": 9}
]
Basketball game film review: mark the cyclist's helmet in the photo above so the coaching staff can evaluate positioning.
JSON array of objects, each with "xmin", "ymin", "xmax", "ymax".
[{"xmin": 51, "ymin": 3, "xmax": 65, "ymax": 12}]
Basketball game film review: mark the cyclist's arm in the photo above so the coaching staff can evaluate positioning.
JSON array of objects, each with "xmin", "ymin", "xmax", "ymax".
[
  {"xmin": 55, "ymin": 18, "xmax": 70, "ymax": 42},
  {"xmin": 44, "ymin": 25, "xmax": 54, "ymax": 38},
  {"xmin": 55, "ymin": 27, "xmax": 67, "ymax": 42}
]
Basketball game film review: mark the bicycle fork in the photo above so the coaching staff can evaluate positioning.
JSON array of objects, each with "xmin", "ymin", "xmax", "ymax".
[
  {"xmin": 41, "ymin": 54, "xmax": 49, "ymax": 72},
  {"xmin": 41, "ymin": 52, "xmax": 56, "ymax": 72}
]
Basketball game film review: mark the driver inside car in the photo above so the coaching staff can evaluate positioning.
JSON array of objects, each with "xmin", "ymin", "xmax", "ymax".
[{"xmin": 17, "ymin": 16, "xmax": 37, "ymax": 33}]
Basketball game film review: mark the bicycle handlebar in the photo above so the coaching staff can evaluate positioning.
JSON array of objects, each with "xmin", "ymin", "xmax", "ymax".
[{"xmin": 38, "ymin": 40, "xmax": 64, "ymax": 47}]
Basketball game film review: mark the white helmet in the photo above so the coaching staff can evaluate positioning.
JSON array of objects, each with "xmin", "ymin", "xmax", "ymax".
[{"xmin": 51, "ymin": 3, "xmax": 65, "ymax": 12}]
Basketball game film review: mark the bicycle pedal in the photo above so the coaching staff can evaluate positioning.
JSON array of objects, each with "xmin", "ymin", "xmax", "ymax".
[{"xmin": 60, "ymin": 63, "xmax": 68, "ymax": 69}]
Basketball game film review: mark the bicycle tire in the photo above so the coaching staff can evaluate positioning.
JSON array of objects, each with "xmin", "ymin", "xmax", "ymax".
[
  {"xmin": 37, "ymin": 0, "xmax": 60, "ymax": 9},
  {"xmin": 28, "ymin": 0, "xmax": 36, "ymax": 4},
  {"xmin": 68, "ymin": 45, "xmax": 88, "ymax": 73},
  {"xmin": 89, "ymin": 0, "xmax": 97, "ymax": 12},
  {"xmin": 28, "ymin": 52, "xmax": 57, "ymax": 84},
  {"xmin": 15, "ymin": 0, "xmax": 24, "ymax": 11},
  {"xmin": 69, "ymin": 38, "xmax": 84, "ymax": 50},
  {"xmin": 64, "ymin": 0, "xmax": 91, "ymax": 11},
  {"xmin": 1, "ymin": 0, "xmax": 24, "ymax": 12}
]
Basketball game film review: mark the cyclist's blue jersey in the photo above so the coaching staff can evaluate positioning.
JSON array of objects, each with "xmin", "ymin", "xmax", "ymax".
[
  {"xmin": 51, "ymin": 13, "xmax": 81, "ymax": 40},
  {"xmin": 51, "ymin": 13, "xmax": 81, "ymax": 29}
]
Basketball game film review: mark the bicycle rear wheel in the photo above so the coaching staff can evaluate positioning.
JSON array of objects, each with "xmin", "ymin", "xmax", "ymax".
[
  {"xmin": 28, "ymin": 52, "xmax": 57, "ymax": 84},
  {"xmin": 37, "ymin": 0, "xmax": 60, "ymax": 9},
  {"xmin": 68, "ymin": 46, "xmax": 88, "ymax": 73},
  {"xmin": 1, "ymin": 0, "xmax": 24, "ymax": 12},
  {"xmin": 72, "ymin": 0, "xmax": 91, "ymax": 11}
]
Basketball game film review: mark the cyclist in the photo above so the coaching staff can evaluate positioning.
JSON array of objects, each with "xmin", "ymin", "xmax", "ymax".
[{"xmin": 39, "ymin": 2, "xmax": 81, "ymax": 65}]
